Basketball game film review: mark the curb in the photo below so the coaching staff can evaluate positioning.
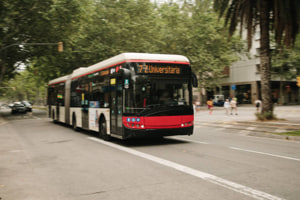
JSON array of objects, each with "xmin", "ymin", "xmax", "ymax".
[
  {"xmin": 237, "ymin": 120, "xmax": 300, "ymax": 127},
  {"xmin": 248, "ymin": 132, "xmax": 300, "ymax": 141}
]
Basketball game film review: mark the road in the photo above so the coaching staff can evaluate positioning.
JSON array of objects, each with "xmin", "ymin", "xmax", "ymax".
[{"xmin": 1, "ymin": 108, "xmax": 300, "ymax": 200}]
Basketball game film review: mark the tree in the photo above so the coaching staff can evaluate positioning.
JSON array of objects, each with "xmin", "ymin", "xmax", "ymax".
[
  {"xmin": 2, "ymin": 0, "xmax": 242, "ymax": 103},
  {"xmin": 0, "ymin": 0, "xmax": 94, "ymax": 85},
  {"xmin": 157, "ymin": 2, "xmax": 240, "ymax": 94},
  {"xmin": 214, "ymin": 0, "xmax": 300, "ymax": 115},
  {"xmin": 0, "ymin": 0, "xmax": 44, "ymax": 83},
  {"xmin": 27, "ymin": 0, "xmax": 95, "ymax": 82},
  {"xmin": 272, "ymin": 34, "xmax": 300, "ymax": 104},
  {"xmin": 4, "ymin": 70, "xmax": 46, "ymax": 104}
]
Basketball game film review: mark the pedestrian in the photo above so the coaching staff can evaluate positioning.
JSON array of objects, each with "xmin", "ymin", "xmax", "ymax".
[
  {"xmin": 195, "ymin": 101, "xmax": 201, "ymax": 112},
  {"xmin": 230, "ymin": 97, "xmax": 238, "ymax": 115},
  {"xmin": 224, "ymin": 99, "xmax": 230, "ymax": 115},
  {"xmin": 207, "ymin": 98, "xmax": 213, "ymax": 115},
  {"xmin": 255, "ymin": 98, "xmax": 262, "ymax": 112}
]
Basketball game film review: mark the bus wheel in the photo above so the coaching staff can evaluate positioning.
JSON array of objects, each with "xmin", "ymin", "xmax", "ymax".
[{"xmin": 99, "ymin": 117, "xmax": 110, "ymax": 141}]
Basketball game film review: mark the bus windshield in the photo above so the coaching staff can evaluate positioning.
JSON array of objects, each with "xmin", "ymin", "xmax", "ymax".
[{"xmin": 124, "ymin": 77, "xmax": 191, "ymax": 114}]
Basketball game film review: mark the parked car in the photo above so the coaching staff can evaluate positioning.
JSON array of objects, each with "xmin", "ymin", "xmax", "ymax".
[
  {"xmin": 22, "ymin": 101, "xmax": 32, "ymax": 112},
  {"xmin": 11, "ymin": 102, "xmax": 27, "ymax": 114},
  {"xmin": 213, "ymin": 95, "xmax": 225, "ymax": 107}
]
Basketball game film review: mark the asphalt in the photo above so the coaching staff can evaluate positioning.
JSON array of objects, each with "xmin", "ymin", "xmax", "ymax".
[{"xmin": 1, "ymin": 104, "xmax": 299, "ymax": 141}]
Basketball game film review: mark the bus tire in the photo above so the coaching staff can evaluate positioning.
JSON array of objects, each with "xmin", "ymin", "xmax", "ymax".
[
  {"xmin": 99, "ymin": 116, "xmax": 110, "ymax": 141},
  {"xmin": 72, "ymin": 114, "xmax": 78, "ymax": 131}
]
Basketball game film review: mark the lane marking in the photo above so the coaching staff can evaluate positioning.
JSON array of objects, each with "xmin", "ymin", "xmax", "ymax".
[
  {"xmin": 230, "ymin": 147, "xmax": 300, "ymax": 162},
  {"xmin": 88, "ymin": 137, "xmax": 284, "ymax": 200},
  {"xmin": 274, "ymin": 129, "xmax": 287, "ymax": 133},
  {"xmin": 246, "ymin": 126, "xmax": 256, "ymax": 130},
  {"xmin": 174, "ymin": 137, "xmax": 300, "ymax": 161}
]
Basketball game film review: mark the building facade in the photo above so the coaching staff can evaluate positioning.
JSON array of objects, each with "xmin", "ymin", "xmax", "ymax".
[
  {"xmin": 219, "ymin": 55, "xmax": 299, "ymax": 105},
  {"xmin": 193, "ymin": 49, "xmax": 299, "ymax": 105}
]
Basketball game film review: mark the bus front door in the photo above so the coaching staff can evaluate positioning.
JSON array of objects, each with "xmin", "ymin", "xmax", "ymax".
[{"xmin": 110, "ymin": 81, "xmax": 123, "ymax": 137}]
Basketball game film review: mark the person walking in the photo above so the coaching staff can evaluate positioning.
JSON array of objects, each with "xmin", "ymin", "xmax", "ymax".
[
  {"xmin": 224, "ymin": 99, "xmax": 230, "ymax": 115},
  {"xmin": 207, "ymin": 98, "xmax": 213, "ymax": 115},
  {"xmin": 255, "ymin": 98, "xmax": 262, "ymax": 112},
  {"xmin": 230, "ymin": 97, "xmax": 238, "ymax": 115}
]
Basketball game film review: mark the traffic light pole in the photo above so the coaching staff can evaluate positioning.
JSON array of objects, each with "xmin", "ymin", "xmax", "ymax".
[
  {"xmin": 0, "ymin": 42, "xmax": 63, "ymax": 53},
  {"xmin": 0, "ymin": 87, "xmax": 15, "ymax": 90}
]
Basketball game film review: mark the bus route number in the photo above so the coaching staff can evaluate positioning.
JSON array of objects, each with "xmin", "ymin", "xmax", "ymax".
[{"xmin": 138, "ymin": 64, "xmax": 180, "ymax": 74}]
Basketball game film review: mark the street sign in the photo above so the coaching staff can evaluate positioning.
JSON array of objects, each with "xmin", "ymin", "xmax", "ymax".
[{"xmin": 231, "ymin": 84, "xmax": 236, "ymax": 90}]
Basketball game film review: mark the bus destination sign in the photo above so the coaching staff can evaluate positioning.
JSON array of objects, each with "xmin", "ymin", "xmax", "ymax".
[{"xmin": 138, "ymin": 64, "xmax": 181, "ymax": 75}]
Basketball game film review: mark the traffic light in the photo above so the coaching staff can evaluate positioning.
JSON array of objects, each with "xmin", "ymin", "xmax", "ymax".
[
  {"xmin": 58, "ymin": 42, "xmax": 63, "ymax": 52},
  {"xmin": 297, "ymin": 76, "xmax": 300, "ymax": 87}
]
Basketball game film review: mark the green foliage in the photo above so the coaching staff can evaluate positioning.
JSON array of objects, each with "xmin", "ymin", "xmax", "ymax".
[
  {"xmin": 4, "ymin": 70, "xmax": 46, "ymax": 104},
  {"xmin": 1, "ymin": 0, "xmax": 242, "ymax": 100},
  {"xmin": 272, "ymin": 34, "xmax": 300, "ymax": 79},
  {"xmin": 272, "ymin": 131, "xmax": 300, "ymax": 137},
  {"xmin": 0, "ymin": 0, "xmax": 42, "ymax": 81},
  {"xmin": 156, "ymin": 2, "xmax": 241, "ymax": 89}
]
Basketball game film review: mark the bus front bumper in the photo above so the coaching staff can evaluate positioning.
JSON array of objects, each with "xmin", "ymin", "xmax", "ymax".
[{"xmin": 123, "ymin": 126, "xmax": 193, "ymax": 139}]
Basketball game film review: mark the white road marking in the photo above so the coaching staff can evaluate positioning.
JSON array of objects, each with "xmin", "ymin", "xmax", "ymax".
[
  {"xmin": 230, "ymin": 147, "xmax": 300, "ymax": 162},
  {"xmin": 274, "ymin": 129, "xmax": 287, "ymax": 133},
  {"xmin": 88, "ymin": 137, "xmax": 285, "ymax": 200},
  {"xmin": 238, "ymin": 130, "xmax": 251, "ymax": 135}
]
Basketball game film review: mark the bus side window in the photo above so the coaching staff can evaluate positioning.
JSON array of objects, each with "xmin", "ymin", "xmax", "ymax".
[{"xmin": 91, "ymin": 75, "xmax": 107, "ymax": 108}]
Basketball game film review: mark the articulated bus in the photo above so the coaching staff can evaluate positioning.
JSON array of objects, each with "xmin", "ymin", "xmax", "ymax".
[{"xmin": 48, "ymin": 53, "xmax": 198, "ymax": 140}]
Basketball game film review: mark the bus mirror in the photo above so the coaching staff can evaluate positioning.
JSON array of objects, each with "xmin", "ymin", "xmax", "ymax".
[
  {"xmin": 192, "ymin": 72, "xmax": 198, "ymax": 87},
  {"xmin": 119, "ymin": 68, "xmax": 131, "ymax": 79}
]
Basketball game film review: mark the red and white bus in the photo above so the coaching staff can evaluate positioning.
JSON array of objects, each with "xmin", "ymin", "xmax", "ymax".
[{"xmin": 48, "ymin": 53, "xmax": 198, "ymax": 140}]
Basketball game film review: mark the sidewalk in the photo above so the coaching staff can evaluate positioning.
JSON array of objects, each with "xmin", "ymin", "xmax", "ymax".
[
  {"xmin": 194, "ymin": 105, "xmax": 300, "ymax": 141},
  {"xmin": 194, "ymin": 105, "xmax": 300, "ymax": 123}
]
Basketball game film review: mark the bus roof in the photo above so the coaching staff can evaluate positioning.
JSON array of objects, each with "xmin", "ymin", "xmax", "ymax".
[
  {"xmin": 48, "ymin": 75, "xmax": 69, "ymax": 85},
  {"xmin": 71, "ymin": 53, "xmax": 190, "ymax": 79}
]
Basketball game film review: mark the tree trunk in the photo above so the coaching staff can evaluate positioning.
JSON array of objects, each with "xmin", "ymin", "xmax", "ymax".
[
  {"xmin": 259, "ymin": 0, "xmax": 273, "ymax": 114},
  {"xmin": 279, "ymin": 72, "xmax": 284, "ymax": 105},
  {"xmin": 0, "ymin": 63, "xmax": 5, "ymax": 84}
]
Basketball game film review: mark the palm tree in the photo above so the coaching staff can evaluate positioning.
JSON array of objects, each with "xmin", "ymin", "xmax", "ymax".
[{"xmin": 214, "ymin": 0, "xmax": 300, "ymax": 115}]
